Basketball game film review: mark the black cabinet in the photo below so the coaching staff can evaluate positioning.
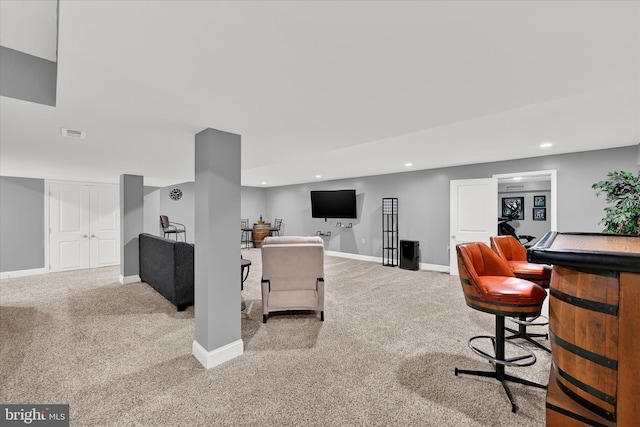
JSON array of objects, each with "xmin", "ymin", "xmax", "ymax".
[
  {"xmin": 382, "ymin": 198, "xmax": 398, "ymax": 266},
  {"xmin": 400, "ymin": 240, "xmax": 420, "ymax": 270}
]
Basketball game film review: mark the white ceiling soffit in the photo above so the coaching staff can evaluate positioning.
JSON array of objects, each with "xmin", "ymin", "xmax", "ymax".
[
  {"xmin": 0, "ymin": 0, "xmax": 58, "ymax": 62},
  {"xmin": 0, "ymin": 1, "xmax": 638, "ymax": 188}
]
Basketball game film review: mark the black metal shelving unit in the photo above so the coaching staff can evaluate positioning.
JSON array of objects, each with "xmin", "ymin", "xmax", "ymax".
[{"xmin": 382, "ymin": 198, "xmax": 398, "ymax": 266}]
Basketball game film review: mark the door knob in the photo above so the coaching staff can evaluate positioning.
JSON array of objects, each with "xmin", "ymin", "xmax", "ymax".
[
  {"xmin": 91, "ymin": 234, "xmax": 96, "ymax": 238},
  {"xmin": 82, "ymin": 234, "xmax": 88, "ymax": 238}
]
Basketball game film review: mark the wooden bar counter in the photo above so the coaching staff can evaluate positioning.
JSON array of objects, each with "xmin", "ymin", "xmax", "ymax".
[{"xmin": 528, "ymin": 232, "xmax": 640, "ymax": 427}]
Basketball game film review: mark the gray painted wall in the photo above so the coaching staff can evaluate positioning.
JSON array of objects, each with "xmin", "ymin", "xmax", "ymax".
[
  {"xmin": 498, "ymin": 180, "xmax": 552, "ymax": 246},
  {"xmin": 0, "ymin": 145, "xmax": 637, "ymax": 274},
  {"xmin": 143, "ymin": 186, "xmax": 161, "ymax": 235},
  {"xmin": 144, "ymin": 182, "xmax": 264, "ymax": 242},
  {"xmin": 119, "ymin": 175, "xmax": 143, "ymax": 278},
  {"xmin": 0, "ymin": 176, "xmax": 45, "ymax": 272},
  {"xmin": 265, "ymin": 146, "xmax": 639, "ymax": 267},
  {"xmin": 142, "ymin": 183, "xmax": 266, "ymax": 241},
  {"xmin": 159, "ymin": 182, "xmax": 194, "ymax": 243},
  {"xmin": 241, "ymin": 186, "xmax": 268, "ymax": 226},
  {"xmin": 0, "ymin": 46, "xmax": 57, "ymax": 106}
]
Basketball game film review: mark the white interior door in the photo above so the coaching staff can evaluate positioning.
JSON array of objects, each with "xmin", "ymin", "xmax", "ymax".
[
  {"xmin": 89, "ymin": 185, "xmax": 120, "ymax": 268},
  {"xmin": 49, "ymin": 182, "xmax": 119, "ymax": 272},
  {"xmin": 49, "ymin": 183, "xmax": 91, "ymax": 271},
  {"xmin": 449, "ymin": 178, "xmax": 497, "ymax": 275}
]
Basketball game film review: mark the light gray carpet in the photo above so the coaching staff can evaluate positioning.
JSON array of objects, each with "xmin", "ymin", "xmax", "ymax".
[{"xmin": 0, "ymin": 251, "xmax": 551, "ymax": 426}]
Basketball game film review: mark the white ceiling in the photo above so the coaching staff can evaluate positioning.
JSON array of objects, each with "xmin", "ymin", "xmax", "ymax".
[
  {"xmin": 1, "ymin": 1, "xmax": 638, "ymax": 188},
  {"xmin": 0, "ymin": 0, "xmax": 58, "ymax": 61}
]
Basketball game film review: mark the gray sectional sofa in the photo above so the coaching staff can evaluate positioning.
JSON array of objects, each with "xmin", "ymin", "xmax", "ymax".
[{"xmin": 139, "ymin": 233, "xmax": 194, "ymax": 311}]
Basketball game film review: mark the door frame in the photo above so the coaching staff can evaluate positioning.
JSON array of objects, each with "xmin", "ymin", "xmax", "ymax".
[
  {"xmin": 493, "ymin": 169, "xmax": 558, "ymax": 232},
  {"xmin": 449, "ymin": 169, "xmax": 558, "ymax": 275},
  {"xmin": 45, "ymin": 179, "xmax": 120, "ymax": 272}
]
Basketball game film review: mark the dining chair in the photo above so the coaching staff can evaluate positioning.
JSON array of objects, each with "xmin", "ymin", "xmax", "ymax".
[
  {"xmin": 241, "ymin": 218, "xmax": 251, "ymax": 248},
  {"xmin": 160, "ymin": 215, "xmax": 186, "ymax": 242},
  {"xmin": 273, "ymin": 218, "xmax": 283, "ymax": 236}
]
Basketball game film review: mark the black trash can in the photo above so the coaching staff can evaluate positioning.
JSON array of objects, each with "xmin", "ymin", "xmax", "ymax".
[{"xmin": 400, "ymin": 240, "xmax": 420, "ymax": 270}]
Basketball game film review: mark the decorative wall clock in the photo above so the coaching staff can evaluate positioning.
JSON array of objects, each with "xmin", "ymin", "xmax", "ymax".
[{"xmin": 169, "ymin": 188, "xmax": 183, "ymax": 201}]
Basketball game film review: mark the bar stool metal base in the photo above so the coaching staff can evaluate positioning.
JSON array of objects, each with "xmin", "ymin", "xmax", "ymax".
[
  {"xmin": 506, "ymin": 315, "xmax": 550, "ymax": 353},
  {"xmin": 454, "ymin": 367, "xmax": 546, "ymax": 413},
  {"xmin": 467, "ymin": 335, "xmax": 537, "ymax": 367},
  {"xmin": 455, "ymin": 316, "xmax": 547, "ymax": 413}
]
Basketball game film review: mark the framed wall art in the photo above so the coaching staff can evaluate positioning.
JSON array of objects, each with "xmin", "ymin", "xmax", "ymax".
[
  {"xmin": 533, "ymin": 207, "xmax": 547, "ymax": 221},
  {"xmin": 534, "ymin": 195, "xmax": 546, "ymax": 208},
  {"xmin": 502, "ymin": 197, "xmax": 524, "ymax": 220}
]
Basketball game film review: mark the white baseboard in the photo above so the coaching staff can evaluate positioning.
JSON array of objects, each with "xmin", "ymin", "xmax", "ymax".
[
  {"xmin": 192, "ymin": 339, "xmax": 244, "ymax": 369},
  {"xmin": 119, "ymin": 274, "xmax": 141, "ymax": 284},
  {"xmin": 0, "ymin": 267, "xmax": 48, "ymax": 280},
  {"xmin": 419, "ymin": 262, "xmax": 450, "ymax": 273},
  {"xmin": 325, "ymin": 251, "xmax": 380, "ymax": 263},
  {"xmin": 325, "ymin": 251, "xmax": 449, "ymax": 273}
]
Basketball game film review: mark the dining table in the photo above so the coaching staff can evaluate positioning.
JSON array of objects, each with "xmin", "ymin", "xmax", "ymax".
[{"xmin": 242, "ymin": 225, "xmax": 280, "ymax": 248}]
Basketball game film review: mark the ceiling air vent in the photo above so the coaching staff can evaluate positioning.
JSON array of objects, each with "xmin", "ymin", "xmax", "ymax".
[{"xmin": 61, "ymin": 128, "xmax": 86, "ymax": 139}]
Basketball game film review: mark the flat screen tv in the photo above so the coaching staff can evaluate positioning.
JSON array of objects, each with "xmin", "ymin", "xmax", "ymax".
[{"xmin": 310, "ymin": 190, "xmax": 357, "ymax": 219}]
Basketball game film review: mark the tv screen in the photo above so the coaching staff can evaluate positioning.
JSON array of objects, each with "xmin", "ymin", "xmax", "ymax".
[{"xmin": 310, "ymin": 190, "xmax": 357, "ymax": 219}]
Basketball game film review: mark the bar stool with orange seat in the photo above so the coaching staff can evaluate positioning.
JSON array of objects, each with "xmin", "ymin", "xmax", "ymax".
[
  {"xmin": 490, "ymin": 235, "xmax": 552, "ymax": 352},
  {"xmin": 490, "ymin": 235, "xmax": 551, "ymax": 286},
  {"xmin": 455, "ymin": 242, "xmax": 548, "ymax": 413}
]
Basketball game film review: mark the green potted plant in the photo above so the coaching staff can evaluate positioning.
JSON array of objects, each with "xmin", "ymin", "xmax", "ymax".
[{"xmin": 592, "ymin": 170, "xmax": 640, "ymax": 235}]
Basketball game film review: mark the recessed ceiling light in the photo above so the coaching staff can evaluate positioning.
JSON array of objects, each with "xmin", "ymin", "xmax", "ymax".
[
  {"xmin": 513, "ymin": 177, "xmax": 523, "ymax": 181},
  {"xmin": 315, "ymin": 175, "xmax": 322, "ymax": 179},
  {"xmin": 261, "ymin": 181, "xmax": 267, "ymax": 185},
  {"xmin": 404, "ymin": 162, "xmax": 413, "ymax": 167},
  {"xmin": 61, "ymin": 127, "xmax": 86, "ymax": 139},
  {"xmin": 540, "ymin": 142, "xmax": 553, "ymax": 148}
]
